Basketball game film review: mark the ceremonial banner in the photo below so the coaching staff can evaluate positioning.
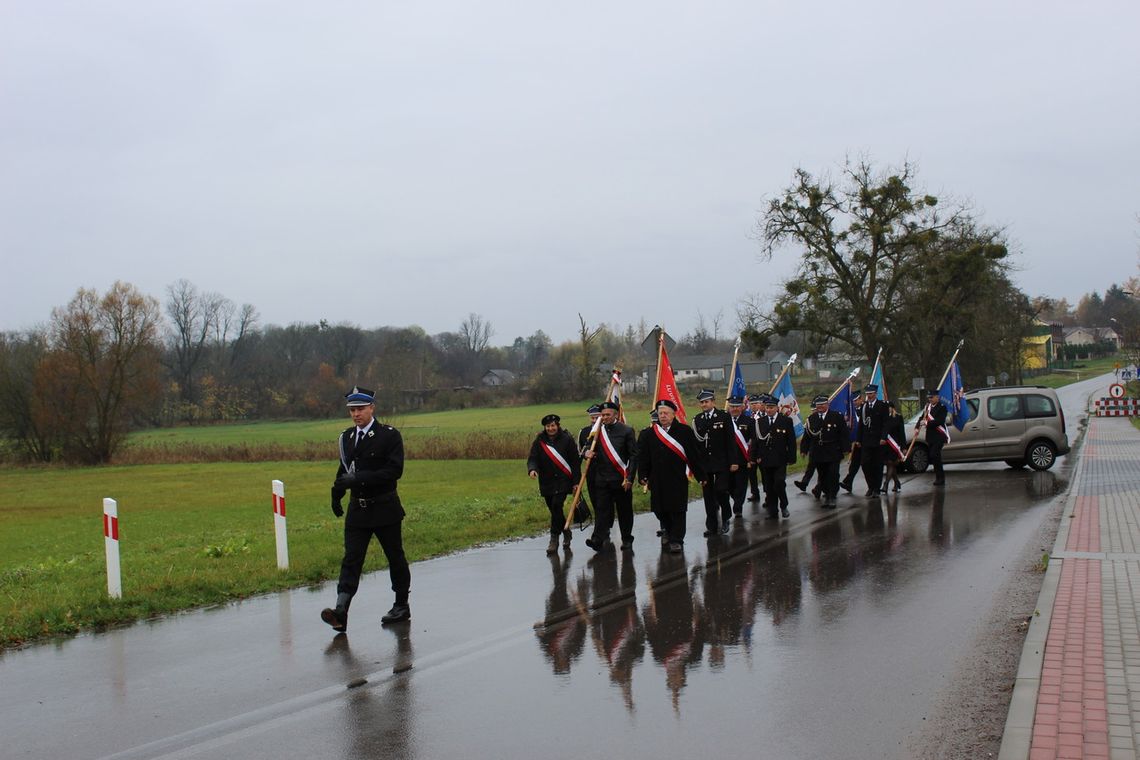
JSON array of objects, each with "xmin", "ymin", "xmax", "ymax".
[
  {"xmin": 772, "ymin": 370, "xmax": 803, "ymax": 437},
  {"xmin": 655, "ymin": 340, "xmax": 687, "ymax": 423},
  {"xmin": 939, "ymin": 360, "xmax": 970, "ymax": 431},
  {"xmin": 829, "ymin": 376, "xmax": 859, "ymax": 442},
  {"xmin": 869, "ymin": 349, "xmax": 888, "ymax": 401}
]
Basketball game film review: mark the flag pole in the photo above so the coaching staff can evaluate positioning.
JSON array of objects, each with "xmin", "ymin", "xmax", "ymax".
[
  {"xmin": 563, "ymin": 371, "xmax": 621, "ymax": 531},
  {"xmin": 904, "ymin": 339, "xmax": 965, "ymax": 460},
  {"xmin": 767, "ymin": 353, "xmax": 798, "ymax": 395},
  {"xmin": 828, "ymin": 367, "xmax": 860, "ymax": 402},
  {"xmin": 724, "ymin": 335, "xmax": 742, "ymax": 410},
  {"xmin": 654, "ymin": 329, "xmax": 665, "ymax": 410}
]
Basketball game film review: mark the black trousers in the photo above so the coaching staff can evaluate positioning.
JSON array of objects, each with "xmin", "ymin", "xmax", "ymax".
[
  {"xmin": 543, "ymin": 492, "xmax": 568, "ymax": 538},
  {"xmin": 660, "ymin": 508, "xmax": 687, "ymax": 544},
  {"xmin": 861, "ymin": 444, "xmax": 884, "ymax": 493},
  {"xmin": 760, "ymin": 465, "xmax": 788, "ymax": 511},
  {"xmin": 748, "ymin": 466, "xmax": 760, "ymax": 499},
  {"xmin": 798, "ymin": 460, "xmax": 817, "ymax": 487},
  {"xmin": 593, "ymin": 481, "xmax": 634, "ymax": 544},
  {"xmin": 815, "ymin": 459, "xmax": 841, "ymax": 499},
  {"xmin": 841, "ymin": 445, "xmax": 862, "ymax": 487},
  {"xmin": 728, "ymin": 467, "xmax": 750, "ymax": 513},
  {"xmin": 928, "ymin": 438, "xmax": 945, "ymax": 482},
  {"xmin": 702, "ymin": 471, "xmax": 732, "ymax": 531},
  {"xmin": 338, "ymin": 521, "xmax": 411, "ymax": 603}
]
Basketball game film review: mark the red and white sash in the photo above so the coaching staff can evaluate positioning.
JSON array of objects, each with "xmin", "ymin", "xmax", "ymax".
[
  {"xmin": 654, "ymin": 424, "xmax": 688, "ymax": 463},
  {"xmin": 885, "ymin": 434, "xmax": 904, "ymax": 459},
  {"xmin": 598, "ymin": 424, "xmax": 629, "ymax": 479},
  {"xmin": 654, "ymin": 424, "xmax": 694, "ymax": 479},
  {"xmin": 540, "ymin": 440, "xmax": 573, "ymax": 477},
  {"xmin": 925, "ymin": 404, "xmax": 950, "ymax": 443},
  {"xmin": 731, "ymin": 421, "xmax": 749, "ymax": 459}
]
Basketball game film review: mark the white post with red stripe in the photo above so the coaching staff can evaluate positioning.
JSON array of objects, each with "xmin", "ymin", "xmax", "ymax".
[
  {"xmin": 272, "ymin": 480, "xmax": 289, "ymax": 570},
  {"xmin": 103, "ymin": 497, "xmax": 122, "ymax": 598}
]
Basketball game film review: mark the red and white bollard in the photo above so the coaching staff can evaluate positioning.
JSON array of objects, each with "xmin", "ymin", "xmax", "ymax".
[
  {"xmin": 103, "ymin": 497, "xmax": 122, "ymax": 598},
  {"xmin": 272, "ymin": 480, "xmax": 289, "ymax": 570}
]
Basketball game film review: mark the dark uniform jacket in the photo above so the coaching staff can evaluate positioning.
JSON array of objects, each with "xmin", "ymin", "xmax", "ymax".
[
  {"xmin": 334, "ymin": 422, "xmax": 405, "ymax": 527},
  {"xmin": 638, "ymin": 422, "xmax": 706, "ymax": 513},
  {"xmin": 591, "ymin": 421, "xmax": 638, "ymax": 486},
  {"xmin": 751, "ymin": 413, "xmax": 798, "ymax": 468},
  {"xmin": 692, "ymin": 407, "xmax": 741, "ymax": 472},
  {"xmin": 527, "ymin": 429, "xmax": 582, "ymax": 496},
  {"xmin": 579, "ymin": 424, "xmax": 598, "ymax": 483},
  {"xmin": 924, "ymin": 402, "xmax": 949, "ymax": 444},
  {"xmin": 859, "ymin": 399, "xmax": 889, "ymax": 447},
  {"xmin": 728, "ymin": 412, "xmax": 753, "ymax": 465},
  {"xmin": 800, "ymin": 409, "xmax": 850, "ymax": 463}
]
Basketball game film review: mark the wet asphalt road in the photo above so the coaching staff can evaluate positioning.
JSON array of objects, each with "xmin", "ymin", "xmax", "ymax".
[{"xmin": 0, "ymin": 377, "xmax": 1108, "ymax": 759}]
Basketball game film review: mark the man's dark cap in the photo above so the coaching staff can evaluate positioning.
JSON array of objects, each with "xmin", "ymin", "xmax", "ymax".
[
  {"xmin": 863, "ymin": 384, "xmax": 878, "ymax": 394},
  {"xmin": 656, "ymin": 399, "xmax": 678, "ymax": 411},
  {"xmin": 600, "ymin": 400, "xmax": 620, "ymax": 411},
  {"xmin": 587, "ymin": 404, "xmax": 602, "ymax": 415},
  {"xmin": 812, "ymin": 394, "xmax": 829, "ymax": 406},
  {"xmin": 696, "ymin": 388, "xmax": 715, "ymax": 401},
  {"xmin": 345, "ymin": 386, "xmax": 375, "ymax": 406},
  {"xmin": 541, "ymin": 414, "xmax": 561, "ymax": 426},
  {"xmin": 727, "ymin": 395, "xmax": 745, "ymax": 406}
]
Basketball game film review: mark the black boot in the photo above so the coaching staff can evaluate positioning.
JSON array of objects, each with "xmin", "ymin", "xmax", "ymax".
[
  {"xmin": 321, "ymin": 592, "xmax": 352, "ymax": 632},
  {"xmin": 382, "ymin": 595, "xmax": 411, "ymax": 625}
]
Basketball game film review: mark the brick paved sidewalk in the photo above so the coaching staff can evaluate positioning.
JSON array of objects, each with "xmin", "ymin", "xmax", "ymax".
[{"xmin": 1001, "ymin": 417, "xmax": 1140, "ymax": 760}]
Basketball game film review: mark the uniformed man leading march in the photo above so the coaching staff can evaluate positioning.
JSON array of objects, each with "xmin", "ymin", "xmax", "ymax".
[{"xmin": 322, "ymin": 386, "xmax": 412, "ymax": 631}]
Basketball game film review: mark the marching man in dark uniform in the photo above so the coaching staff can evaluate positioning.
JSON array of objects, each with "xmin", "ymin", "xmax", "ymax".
[
  {"xmin": 638, "ymin": 400, "xmax": 705, "ymax": 553},
  {"xmin": 746, "ymin": 394, "xmax": 764, "ymax": 501},
  {"xmin": 322, "ymin": 386, "xmax": 411, "ymax": 631},
  {"xmin": 839, "ymin": 393, "xmax": 864, "ymax": 493},
  {"xmin": 527, "ymin": 414, "xmax": 581, "ymax": 554},
  {"xmin": 858, "ymin": 384, "xmax": 889, "ymax": 498},
  {"xmin": 693, "ymin": 388, "xmax": 740, "ymax": 536},
  {"xmin": 726, "ymin": 395, "xmax": 753, "ymax": 516},
  {"xmin": 577, "ymin": 404, "xmax": 602, "ymax": 519},
  {"xmin": 583, "ymin": 401, "xmax": 638, "ymax": 552},
  {"xmin": 751, "ymin": 393, "xmax": 797, "ymax": 519},
  {"xmin": 800, "ymin": 394, "xmax": 850, "ymax": 508},
  {"xmin": 921, "ymin": 388, "xmax": 949, "ymax": 486}
]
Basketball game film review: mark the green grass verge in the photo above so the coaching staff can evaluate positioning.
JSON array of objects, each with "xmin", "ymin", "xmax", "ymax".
[
  {"xmin": 1025, "ymin": 356, "xmax": 1122, "ymax": 388},
  {"xmin": 0, "ymin": 459, "xmax": 705, "ymax": 647}
]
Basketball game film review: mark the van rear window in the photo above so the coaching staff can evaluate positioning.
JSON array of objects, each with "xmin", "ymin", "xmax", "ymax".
[
  {"xmin": 1025, "ymin": 394, "xmax": 1057, "ymax": 418},
  {"xmin": 987, "ymin": 395, "xmax": 1023, "ymax": 421}
]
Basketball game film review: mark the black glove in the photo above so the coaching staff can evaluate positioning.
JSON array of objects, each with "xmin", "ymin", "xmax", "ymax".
[
  {"xmin": 334, "ymin": 472, "xmax": 359, "ymax": 490},
  {"xmin": 330, "ymin": 488, "xmax": 344, "ymax": 518}
]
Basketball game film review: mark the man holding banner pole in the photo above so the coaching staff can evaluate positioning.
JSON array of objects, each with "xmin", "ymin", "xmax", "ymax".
[
  {"xmin": 693, "ymin": 388, "xmax": 739, "ymax": 536},
  {"xmin": 583, "ymin": 401, "xmax": 638, "ymax": 553}
]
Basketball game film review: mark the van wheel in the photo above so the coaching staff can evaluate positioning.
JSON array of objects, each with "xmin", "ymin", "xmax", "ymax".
[
  {"xmin": 1004, "ymin": 459, "xmax": 1026, "ymax": 469},
  {"xmin": 1027, "ymin": 440, "xmax": 1056, "ymax": 471},
  {"xmin": 907, "ymin": 445, "xmax": 929, "ymax": 473}
]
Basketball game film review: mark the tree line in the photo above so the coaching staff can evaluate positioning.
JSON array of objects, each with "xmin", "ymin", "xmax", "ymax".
[{"xmin": 2, "ymin": 158, "xmax": 1132, "ymax": 465}]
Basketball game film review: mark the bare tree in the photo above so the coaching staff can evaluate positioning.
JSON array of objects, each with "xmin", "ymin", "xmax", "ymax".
[
  {"xmin": 164, "ymin": 279, "xmax": 232, "ymax": 403},
  {"xmin": 459, "ymin": 313, "xmax": 494, "ymax": 357},
  {"xmin": 48, "ymin": 282, "xmax": 163, "ymax": 463}
]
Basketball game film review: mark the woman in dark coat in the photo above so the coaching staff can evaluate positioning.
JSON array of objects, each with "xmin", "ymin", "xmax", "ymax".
[
  {"xmin": 882, "ymin": 401, "xmax": 908, "ymax": 492},
  {"xmin": 527, "ymin": 414, "xmax": 582, "ymax": 554}
]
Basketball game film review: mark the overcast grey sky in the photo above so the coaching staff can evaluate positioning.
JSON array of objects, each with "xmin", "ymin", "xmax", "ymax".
[{"xmin": 2, "ymin": 1, "xmax": 1138, "ymax": 344}]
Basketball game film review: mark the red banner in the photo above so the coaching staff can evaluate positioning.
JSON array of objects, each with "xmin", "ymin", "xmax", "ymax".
[{"xmin": 655, "ymin": 342, "xmax": 687, "ymax": 424}]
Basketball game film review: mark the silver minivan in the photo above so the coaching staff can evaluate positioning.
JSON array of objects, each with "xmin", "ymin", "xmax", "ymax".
[{"xmin": 906, "ymin": 386, "xmax": 1070, "ymax": 472}]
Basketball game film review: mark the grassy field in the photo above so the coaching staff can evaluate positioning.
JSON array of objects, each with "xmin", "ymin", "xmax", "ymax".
[
  {"xmin": 128, "ymin": 401, "xmax": 603, "ymax": 448},
  {"xmin": 1025, "ymin": 356, "xmax": 1122, "ymax": 388},
  {"xmin": 0, "ymin": 458, "xmax": 691, "ymax": 648}
]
